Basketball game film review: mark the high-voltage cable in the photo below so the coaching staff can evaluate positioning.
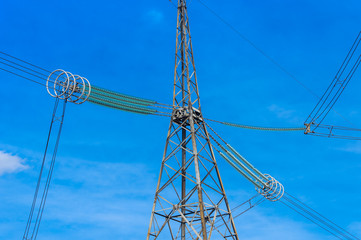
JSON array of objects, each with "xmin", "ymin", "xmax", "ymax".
[
  {"xmin": 0, "ymin": 66, "xmax": 49, "ymax": 88},
  {"xmin": 23, "ymin": 98, "xmax": 67, "ymax": 240},
  {"xmin": 195, "ymin": 0, "xmax": 317, "ymax": 98},
  {"xmin": 0, "ymin": 51, "xmax": 57, "ymax": 84},
  {"xmin": 0, "ymin": 51, "xmax": 173, "ymax": 113},
  {"xmin": 304, "ymin": 123, "xmax": 361, "ymax": 140},
  {"xmin": 210, "ymin": 194, "xmax": 265, "ymax": 230},
  {"xmin": 5, "ymin": 56, "xmax": 361, "ymax": 139},
  {"xmin": 186, "ymin": 194, "xmax": 266, "ymax": 240},
  {"xmin": 206, "ymin": 118, "xmax": 304, "ymax": 131},
  {"xmin": 281, "ymin": 194, "xmax": 359, "ymax": 240},
  {"xmin": 284, "ymin": 193, "xmax": 359, "ymax": 240},
  {"xmin": 207, "ymin": 123, "xmax": 359, "ymax": 239},
  {"xmin": 0, "ymin": 51, "xmax": 52, "ymax": 73},
  {"xmin": 305, "ymin": 31, "xmax": 361, "ymax": 135},
  {"xmin": 4, "ymin": 51, "xmax": 361, "ymax": 140},
  {"xmin": 0, "ymin": 53, "xmax": 306, "ymax": 132},
  {"xmin": 195, "ymin": 0, "xmax": 357, "ymax": 129}
]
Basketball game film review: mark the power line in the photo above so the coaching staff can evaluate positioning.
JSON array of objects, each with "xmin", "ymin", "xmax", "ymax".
[
  {"xmin": 0, "ymin": 66, "xmax": 48, "ymax": 88},
  {"xmin": 306, "ymin": 32, "xmax": 361, "ymax": 128},
  {"xmin": 284, "ymin": 192, "xmax": 359, "ymax": 240},
  {"xmin": 207, "ymin": 124, "xmax": 359, "ymax": 239},
  {"xmin": 281, "ymin": 194, "xmax": 359, "ymax": 240},
  {"xmin": 0, "ymin": 51, "xmax": 52, "ymax": 73},
  {"xmin": 307, "ymin": 32, "xmax": 361, "ymax": 123},
  {"xmin": 280, "ymin": 199, "xmax": 344, "ymax": 240},
  {"xmin": 0, "ymin": 60, "xmax": 50, "ymax": 82},
  {"xmin": 2, "ymin": 50, "xmax": 361, "ymax": 140},
  {"xmin": 195, "ymin": 0, "xmax": 318, "ymax": 97},
  {"xmin": 23, "ymin": 99, "xmax": 67, "ymax": 240},
  {"xmin": 0, "ymin": 56, "xmax": 49, "ymax": 79},
  {"xmin": 195, "ymin": 0, "xmax": 357, "ymax": 128},
  {"xmin": 4, "ymin": 55, "xmax": 360, "ymax": 140},
  {"xmin": 206, "ymin": 118, "xmax": 304, "ymax": 132}
]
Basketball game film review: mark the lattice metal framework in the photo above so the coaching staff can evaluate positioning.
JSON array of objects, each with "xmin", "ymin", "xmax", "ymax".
[{"xmin": 146, "ymin": 0, "xmax": 239, "ymax": 239}]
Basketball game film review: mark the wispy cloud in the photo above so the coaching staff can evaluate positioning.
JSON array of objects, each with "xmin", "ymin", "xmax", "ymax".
[
  {"xmin": 146, "ymin": 9, "xmax": 164, "ymax": 24},
  {"xmin": 233, "ymin": 203, "xmax": 330, "ymax": 240},
  {"xmin": 339, "ymin": 142, "xmax": 361, "ymax": 154},
  {"xmin": 268, "ymin": 104, "xmax": 302, "ymax": 124},
  {"xmin": 349, "ymin": 221, "xmax": 361, "ymax": 237},
  {"xmin": 35, "ymin": 157, "xmax": 156, "ymax": 239},
  {"xmin": 0, "ymin": 150, "xmax": 28, "ymax": 175},
  {"xmin": 0, "ymin": 147, "xmax": 355, "ymax": 240},
  {"xmin": 0, "ymin": 152, "xmax": 157, "ymax": 239},
  {"xmin": 0, "ymin": 150, "xmax": 350, "ymax": 240}
]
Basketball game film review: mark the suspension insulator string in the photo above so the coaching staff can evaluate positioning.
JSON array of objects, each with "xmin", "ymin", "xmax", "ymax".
[
  {"xmin": 90, "ymin": 88, "xmax": 155, "ymax": 107},
  {"xmin": 90, "ymin": 90, "xmax": 154, "ymax": 107},
  {"xmin": 207, "ymin": 123, "xmax": 284, "ymax": 201},
  {"xmin": 208, "ymin": 124, "xmax": 359, "ymax": 239},
  {"xmin": 153, "ymin": 103, "xmax": 174, "ymax": 110},
  {"xmin": 88, "ymin": 99, "xmax": 153, "ymax": 115},
  {"xmin": 88, "ymin": 95, "xmax": 155, "ymax": 113},
  {"xmin": 92, "ymin": 85, "xmax": 156, "ymax": 105}
]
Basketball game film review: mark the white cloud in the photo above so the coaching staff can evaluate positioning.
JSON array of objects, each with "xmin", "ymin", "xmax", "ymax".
[{"xmin": 0, "ymin": 150, "xmax": 28, "ymax": 175}]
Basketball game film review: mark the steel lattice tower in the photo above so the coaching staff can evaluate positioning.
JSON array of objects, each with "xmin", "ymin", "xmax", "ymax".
[{"xmin": 147, "ymin": 0, "xmax": 239, "ymax": 239}]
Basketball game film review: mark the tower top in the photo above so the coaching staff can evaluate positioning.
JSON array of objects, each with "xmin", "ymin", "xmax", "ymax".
[{"xmin": 172, "ymin": 0, "xmax": 201, "ymax": 111}]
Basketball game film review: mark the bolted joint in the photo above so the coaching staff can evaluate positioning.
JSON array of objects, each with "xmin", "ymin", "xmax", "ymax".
[{"xmin": 172, "ymin": 106, "xmax": 203, "ymax": 125}]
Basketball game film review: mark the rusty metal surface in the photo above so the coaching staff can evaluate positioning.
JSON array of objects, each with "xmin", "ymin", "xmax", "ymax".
[{"xmin": 146, "ymin": 0, "xmax": 238, "ymax": 239}]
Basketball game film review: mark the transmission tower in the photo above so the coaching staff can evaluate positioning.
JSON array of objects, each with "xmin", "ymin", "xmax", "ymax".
[{"xmin": 147, "ymin": 1, "xmax": 238, "ymax": 239}]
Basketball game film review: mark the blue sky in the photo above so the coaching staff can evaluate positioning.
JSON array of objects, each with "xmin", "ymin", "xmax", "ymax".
[{"xmin": 0, "ymin": 0, "xmax": 361, "ymax": 239}]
